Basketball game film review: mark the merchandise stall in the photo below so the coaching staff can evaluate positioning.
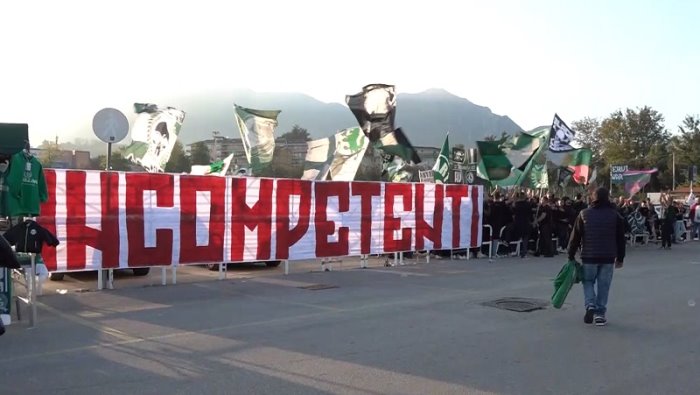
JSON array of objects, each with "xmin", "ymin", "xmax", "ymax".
[{"xmin": 0, "ymin": 123, "xmax": 59, "ymax": 330}]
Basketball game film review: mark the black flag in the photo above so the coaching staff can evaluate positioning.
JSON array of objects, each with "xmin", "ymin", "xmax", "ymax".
[{"xmin": 345, "ymin": 84, "xmax": 396, "ymax": 142}]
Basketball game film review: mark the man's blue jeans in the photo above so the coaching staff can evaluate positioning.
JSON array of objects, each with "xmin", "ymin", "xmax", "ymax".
[
  {"xmin": 693, "ymin": 222, "xmax": 700, "ymax": 239},
  {"xmin": 582, "ymin": 263, "xmax": 614, "ymax": 315}
]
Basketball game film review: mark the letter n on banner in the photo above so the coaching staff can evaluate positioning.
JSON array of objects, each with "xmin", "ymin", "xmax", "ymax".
[
  {"xmin": 125, "ymin": 173, "xmax": 178, "ymax": 267},
  {"xmin": 179, "ymin": 175, "xmax": 226, "ymax": 264},
  {"xmin": 230, "ymin": 177, "xmax": 273, "ymax": 262},
  {"xmin": 415, "ymin": 183, "xmax": 443, "ymax": 251},
  {"xmin": 384, "ymin": 183, "xmax": 413, "ymax": 252}
]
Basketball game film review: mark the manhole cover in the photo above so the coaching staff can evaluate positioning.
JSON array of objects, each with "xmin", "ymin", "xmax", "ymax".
[
  {"xmin": 482, "ymin": 297, "xmax": 548, "ymax": 312},
  {"xmin": 298, "ymin": 284, "xmax": 339, "ymax": 291}
]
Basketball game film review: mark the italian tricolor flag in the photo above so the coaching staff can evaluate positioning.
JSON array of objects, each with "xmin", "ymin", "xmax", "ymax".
[
  {"xmin": 547, "ymin": 148, "xmax": 593, "ymax": 185},
  {"xmin": 567, "ymin": 149, "xmax": 593, "ymax": 185}
]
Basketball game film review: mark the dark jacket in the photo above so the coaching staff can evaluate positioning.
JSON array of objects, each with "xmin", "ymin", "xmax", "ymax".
[
  {"xmin": 3, "ymin": 220, "xmax": 59, "ymax": 254},
  {"xmin": 567, "ymin": 200, "xmax": 626, "ymax": 264}
]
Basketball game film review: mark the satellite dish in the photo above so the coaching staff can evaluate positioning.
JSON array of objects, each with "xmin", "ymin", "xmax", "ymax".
[{"xmin": 92, "ymin": 108, "xmax": 129, "ymax": 144}]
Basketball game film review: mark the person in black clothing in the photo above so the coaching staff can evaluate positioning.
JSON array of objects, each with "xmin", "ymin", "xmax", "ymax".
[
  {"xmin": 568, "ymin": 187, "xmax": 626, "ymax": 326},
  {"xmin": 510, "ymin": 192, "xmax": 532, "ymax": 258},
  {"xmin": 489, "ymin": 192, "xmax": 512, "ymax": 256},
  {"xmin": 661, "ymin": 196, "xmax": 677, "ymax": 249},
  {"xmin": 554, "ymin": 198, "xmax": 572, "ymax": 251},
  {"xmin": 572, "ymin": 193, "xmax": 587, "ymax": 217},
  {"xmin": 535, "ymin": 197, "xmax": 554, "ymax": 257},
  {"xmin": 639, "ymin": 200, "xmax": 651, "ymax": 234}
]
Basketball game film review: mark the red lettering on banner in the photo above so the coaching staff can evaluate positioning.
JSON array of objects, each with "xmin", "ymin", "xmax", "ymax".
[
  {"xmin": 65, "ymin": 171, "xmax": 120, "ymax": 270},
  {"xmin": 415, "ymin": 184, "xmax": 444, "ymax": 250},
  {"xmin": 275, "ymin": 179, "xmax": 311, "ymax": 259},
  {"xmin": 446, "ymin": 185, "xmax": 468, "ymax": 248},
  {"xmin": 231, "ymin": 178, "xmax": 273, "ymax": 261},
  {"xmin": 351, "ymin": 182, "xmax": 381, "ymax": 254},
  {"xmin": 314, "ymin": 182, "xmax": 350, "ymax": 257},
  {"xmin": 125, "ymin": 173, "xmax": 174, "ymax": 266},
  {"xmin": 37, "ymin": 170, "xmax": 57, "ymax": 271},
  {"xmin": 179, "ymin": 176, "xmax": 226, "ymax": 264},
  {"xmin": 384, "ymin": 183, "xmax": 413, "ymax": 252}
]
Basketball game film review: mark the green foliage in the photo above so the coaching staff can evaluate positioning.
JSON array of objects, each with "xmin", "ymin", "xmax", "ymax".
[
  {"xmin": 572, "ymin": 106, "xmax": 676, "ymax": 192},
  {"xmin": 96, "ymin": 152, "xmax": 132, "ymax": 171},
  {"xmin": 37, "ymin": 140, "xmax": 62, "ymax": 167},
  {"xmin": 165, "ymin": 141, "xmax": 191, "ymax": 173},
  {"xmin": 483, "ymin": 131, "xmax": 509, "ymax": 142},
  {"xmin": 278, "ymin": 125, "xmax": 311, "ymax": 142},
  {"xmin": 269, "ymin": 146, "xmax": 303, "ymax": 178},
  {"xmin": 673, "ymin": 115, "xmax": 700, "ymax": 168},
  {"xmin": 189, "ymin": 142, "xmax": 211, "ymax": 165}
]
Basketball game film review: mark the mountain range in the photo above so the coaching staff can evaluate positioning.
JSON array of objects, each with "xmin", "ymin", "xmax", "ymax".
[
  {"xmin": 169, "ymin": 88, "xmax": 523, "ymax": 147},
  {"xmin": 61, "ymin": 88, "xmax": 523, "ymax": 155}
]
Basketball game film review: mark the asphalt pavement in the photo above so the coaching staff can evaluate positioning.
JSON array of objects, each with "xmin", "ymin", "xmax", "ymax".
[{"xmin": 1, "ymin": 243, "xmax": 699, "ymax": 395}]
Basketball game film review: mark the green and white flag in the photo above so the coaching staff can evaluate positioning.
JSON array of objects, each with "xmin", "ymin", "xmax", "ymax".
[
  {"xmin": 302, "ymin": 138, "xmax": 333, "ymax": 181},
  {"xmin": 123, "ymin": 103, "xmax": 186, "ymax": 173},
  {"xmin": 383, "ymin": 155, "xmax": 413, "ymax": 183},
  {"xmin": 476, "ymin": 126, "xmax": 548, "ymax": 187},
  {"xmin": 190, "ymin": 153, "xmax": 234, "ymax": 176},
  {"xmin": 301, "ymin": 127, "xmax": 368, "ymax": 181},
  {"xmin": 432, "ymin": 133, "xmax": 450, "ymax": 183},
  {"xmin": 234, "ymin": 104, "xmax": 281, "ymax": 175},
  {"xmin": 374, "ymin": 128, "xmax": 421, "ymax": 164}
]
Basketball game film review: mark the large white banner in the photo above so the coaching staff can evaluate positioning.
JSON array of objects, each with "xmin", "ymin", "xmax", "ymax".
[{"xmin": 38, "ymin": 170, "xmax": 484, "ymax": 272}]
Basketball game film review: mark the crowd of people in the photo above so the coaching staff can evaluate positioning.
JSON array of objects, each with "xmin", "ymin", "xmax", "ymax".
[{"xmin": 478, "ymin": 190, "xmax": 700, "ymax": 259}]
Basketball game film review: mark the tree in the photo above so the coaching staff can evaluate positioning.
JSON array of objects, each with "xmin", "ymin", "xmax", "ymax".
[
  {"xmin": 37, "ymin": 139, "xmax": 62, "ymax": 167},
  {"xmin": 189, "ymin": 142, "xmax": 211, "ymax": 165},
  {"xmin": 482, "ymin": 131, "xmax": 509, "ymax": 142},
  {"xmin": 165, "ymin": 141, "xmax": 191, "ymax": 173},
  {"xmin": 270, "ymin": 146, "xmax": 303, "ymax": 178},
  {"xmin": 572, "ymin": 117, "xmax": 603, "ymax": 160},
  {"xmin": 96, "ymin": 152, "xmax": 132, "ymax": 171},
  {"xmin": 673, "ymin": 115, "xmax": 700, "ymax": 168},
  {"xmin": 278, "ymin": 125, "xmax": 311, "ymax": 142},
  {"xmin": 598, "ymin": 106, "xmax": 670, "ymax": 191}
]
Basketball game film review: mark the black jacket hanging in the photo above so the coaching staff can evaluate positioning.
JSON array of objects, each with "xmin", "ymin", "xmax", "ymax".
[
  {"xmin": 4, "ymin": 220, "xmax": 59, "ymax": 254},
  {"xmin": 0, "ymin": 234, "xmax": 20, "ymax": 269}
]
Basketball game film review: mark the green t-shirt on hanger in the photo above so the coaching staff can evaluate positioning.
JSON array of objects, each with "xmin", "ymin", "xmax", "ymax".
[{"xmin": 6, "ymin": 151, "xmax": 48, "ymax": 217}]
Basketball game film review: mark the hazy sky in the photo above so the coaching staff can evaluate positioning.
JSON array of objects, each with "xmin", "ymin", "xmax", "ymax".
[{"xmin": 2, "ymin": 0, "xmax": 698, "ymax": 144}]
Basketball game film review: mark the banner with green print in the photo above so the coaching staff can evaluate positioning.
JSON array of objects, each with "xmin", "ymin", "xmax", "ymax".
[
  {"xmin": 123, "ymin": 103, "xmax": 186, "ymax": 173},
  {"xmin": 234, "ymin": 104, "xmax": 282, "ymax": 176},
  {"xmin": 302, "ymin": 127, "xmax": 368, "ymax": 181}
]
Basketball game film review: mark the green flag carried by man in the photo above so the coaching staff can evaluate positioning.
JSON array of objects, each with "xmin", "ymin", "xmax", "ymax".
[{"xmin": 432, "ymin": 133, "xmax": 450, "ymax": 183}]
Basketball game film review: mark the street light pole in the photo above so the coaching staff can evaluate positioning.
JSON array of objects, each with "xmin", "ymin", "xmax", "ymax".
[
  {"xmin": 212, "ymin": 131, "xmax": 220, "ymax": 161},
  {"xmin": 672, "ymin": 151, "xmax": 676, "ymax": 191}
]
